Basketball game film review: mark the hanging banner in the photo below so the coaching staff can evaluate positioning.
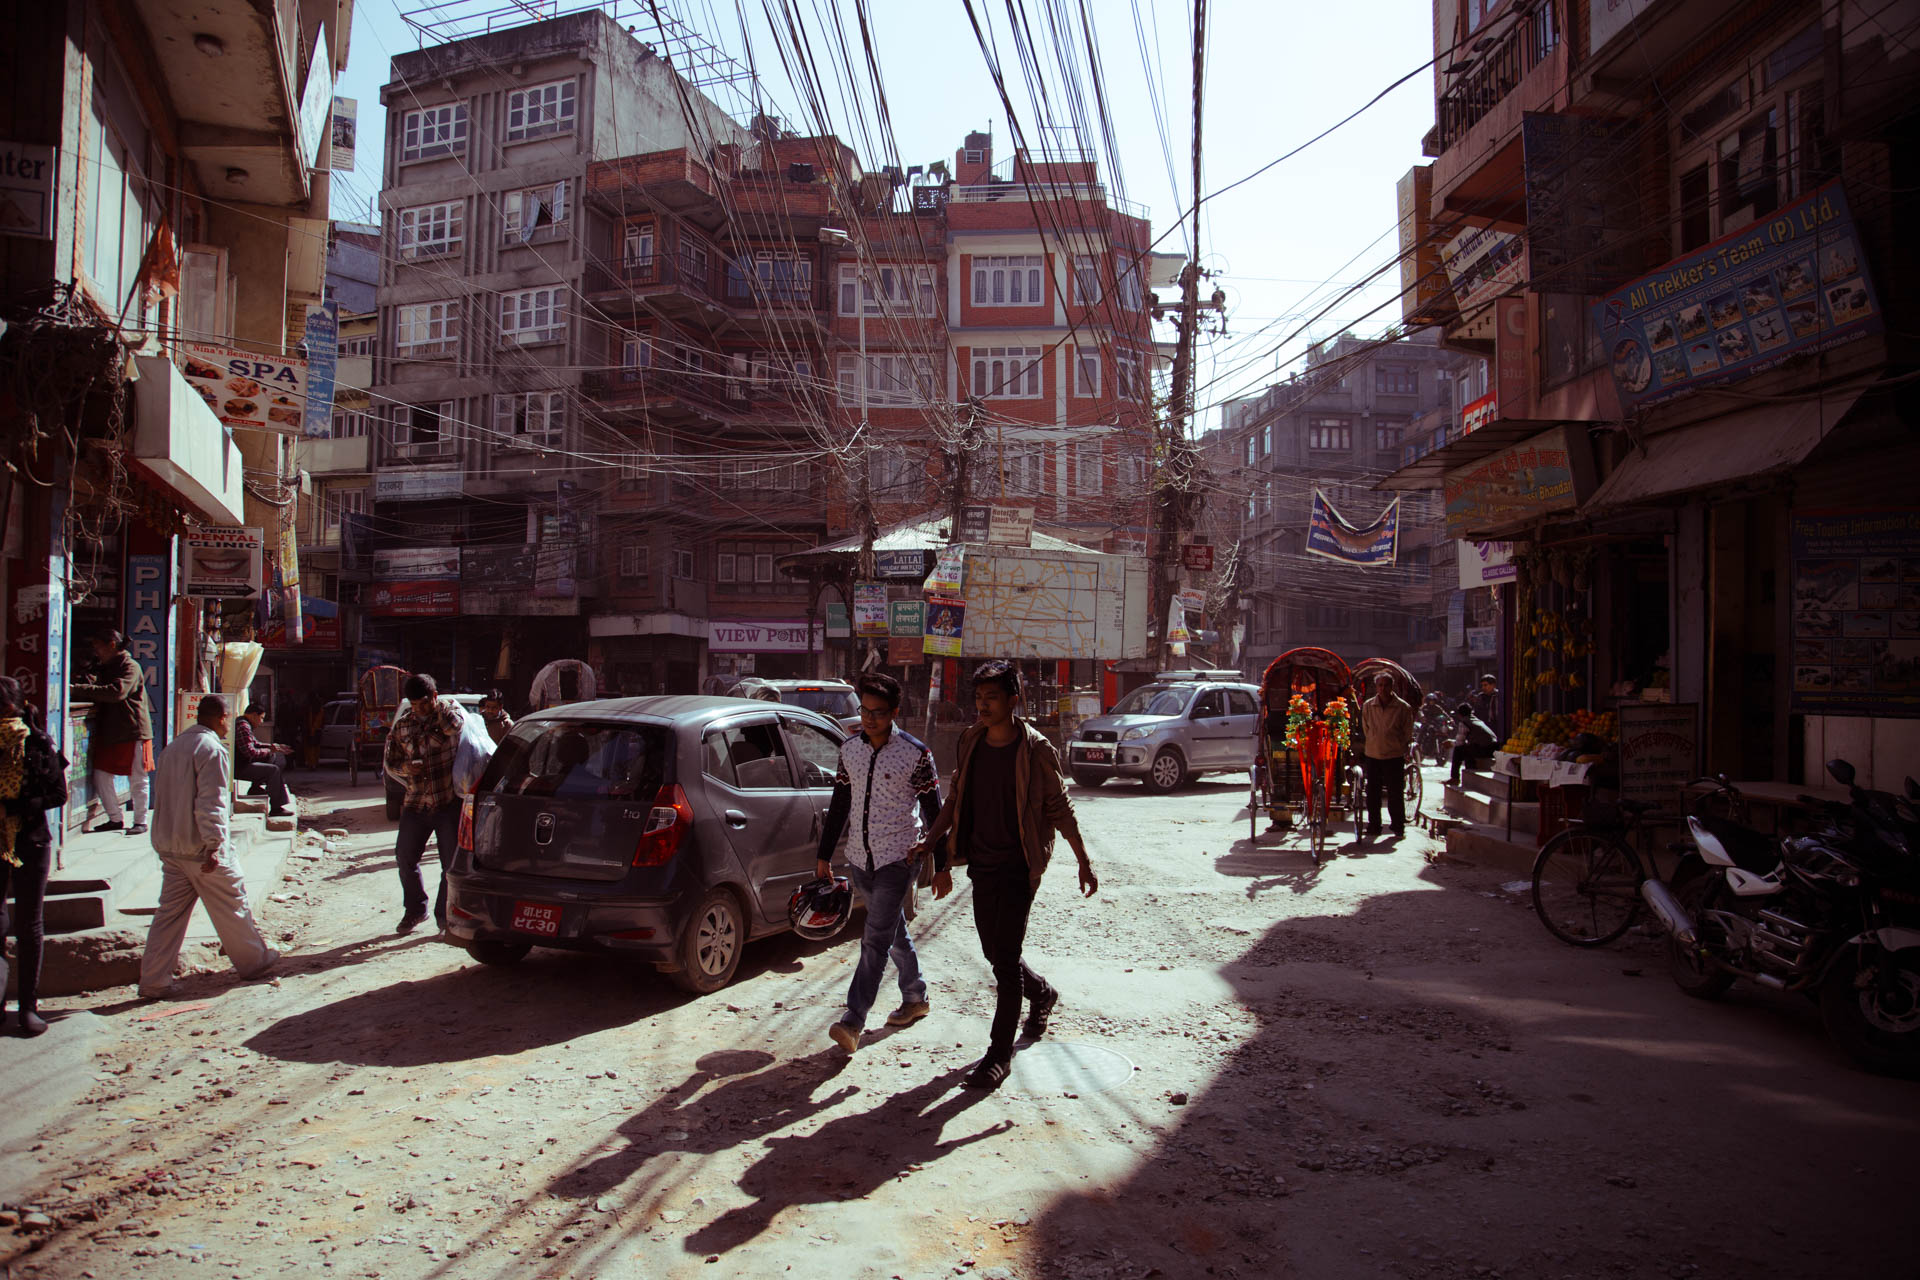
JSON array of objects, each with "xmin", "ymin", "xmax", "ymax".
[
  {"xmin": 853, "ymin": 582, "xmax": 889, "ymax": 637},
  {"xmin": 1304, "ymin": 489, "xmax": 1400, "ymax": 565},
  {"xmin": 888, "ymin": 599, "xmax": 925, "ymax": 638},
  {"xmin": 1789, "ymin": 507, "xmax": 1920, "ymax": 718},
  {"xmin": 329, "ymin": 96, "xmax": 357, "ymax": 172},
  {"xmin": 184, "ymin": 527, "xmax": 264, "ymax": 599},
  {"xmin": 924, "ymin": 596, "xmax": 966, "ymax": 657},
  {"xmin": 1167, "ymin": 597, "xmax": 1191, "ymax": 646},
  {"xmin": 300, "ymin": 302, "xmax": 338, "ymax": 439},
  {"xmin": 1442, "ymin": 223, "xmax": 1526, "ymax": 316},
  {"xmin": 925, "ymin": 545, "xmax": 966, "ymax": 594},
  {"xmin": 1593, "ymin": 181, "xmax": 1883, "ymax": 413},
  {"xmin": 279, "ymin": 523, "xmax": 303, "ymax": 644},
  {"xmin": 177, "ymin": 343, "xmax": 311, "ymax": 434}
]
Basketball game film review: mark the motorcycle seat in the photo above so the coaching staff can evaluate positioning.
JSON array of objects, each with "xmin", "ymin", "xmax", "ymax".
[{"xmin": 1696, "ymin": 815, "xmax": 1778, "ymax": 872}]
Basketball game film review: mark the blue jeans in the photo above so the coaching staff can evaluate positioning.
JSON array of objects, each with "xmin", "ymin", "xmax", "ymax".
[
  {"xmin": 842, "ymin": 859, "xmax": 925, "ymax": 1029},
  {"xmin": 396, "ymin": 801, "xmax": 461, "ymax": 924}
]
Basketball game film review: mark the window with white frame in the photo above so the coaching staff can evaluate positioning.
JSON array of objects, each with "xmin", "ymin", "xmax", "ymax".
[
  {"xmin": 964, "ymin": 147, "xmax": 984, "ymax": 164},
  {"xmin": 1073, "ymin": 441, "xmax": 1103, "ymax": 495},
  {"xmin": 1004, "ymin": 443, "xmax": 1045, "ymax": 496},
  {"xmin": 836, "ymin": 353, "xmax": 936, "ymax": 406},
  {"xmin": 502, "ymin": 181, "xmax": 569, "ymax": 241},
  {"xmin": 341, "ymin": 334, "xmax": 374, "ymax": 356},
  {"xmin": 397, "ymin": 202, "xmax": 463, "ymax": 258},
  {"xmin": 1071, "ymin": 254, "xmax": 1101, "ymax": 305},
  {"xmin": 618, "ymin": 454, "xmax": 647, "ymax": 483},
  {"xmin": 394, "ymin": 301, "xmax": 460, "ymax": 357},
  {"xmin": 499, "ymin": 287, "xmax": 566, "ymax": 344},
  {"xmin": 619, "ymin": 545, "xmax": 649, "ymax": 583},
  {"xmin": 505, "ymin": 80, "xmax": 577, "ymax": 142},
  {"xmin": 493, "ymin": 390, "xmax": 565, "ymax": 444},
  {"xmin": 756, "ymin": 251, "xmax": 813, "ymax": 303},
  {"xmin": 837, "ymin": 264, "xmax": 937, "ymax": 316},
  {"xmin": 971, "ymin": 254, "xmax": 1044, "ymax": 306},
  {"xmin": 331, "ymin": 408, "xmax": 371, "ymax": 438},
  {"xmin": 323, "ymin": 487, "xmax": 366, "ymax": 535},
  {"xmin": 716, "ymin": 551, "xmax": 736, "ymax": 583},
  {"xmin": 620, "ymin": 333, "xmax": 653, "ymax": 375},
  {"xmin": 1375, "ymin": 422, "xmax": 1404, "ymax": 451},
  {"xmin": 971, "ymin": 346, "xmax": 1043, "ymax": 398},
  {"xmin": 1114, "ymin": 349, "xmax": 1144, "ymax": 401},
  {"xmin": 1073, "ymin": 347, "xmax": 1101, "ymax": 398},
  {"xmin": 622, "ymin": 223, "xmax": 655, "ymax": 270},
  {"xmin": 1117, "ymin": 260, "xmax": 1145, "ymax": 310},
  {"xmin": 392, "ymin": 401, "xmax": 455, "ymax": 453},
  {"xmin": 868, "ymin": 446, "xmax": 916, "ymax": 500},
  {"xmin": 400, "ymin": 104, "xmax": 468, "ymax": 161},
  {"xmin": 672, "ymin": 548, "xmax": 695, "ymax": 579},
  {"xmin": 83, "ymin": 85, "xmax": 163, "ymax": 322},
  {"xmin": 1244, "ymin": 435, "xmax": 1256, "ymax": 466},
  {"xmin": 1119, "ymin": 454, "xmax": 1148, "ymax": 491}
]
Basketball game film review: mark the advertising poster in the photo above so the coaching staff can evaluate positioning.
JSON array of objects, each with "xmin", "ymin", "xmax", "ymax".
[
  {"xmin": 374, "ymin": 548, "xmax": 461, "ymax": 581},
  {"xmin": 300, "ymin": 302, "xmax": 338, "ymax": 439},
  {"xmin": 925, "ymin": 545, "xmax": 966, "ymax": 594},
  {"xmin": 1444, "ymin": 426, "xmax": 1591, "ymax": 538},
  {"xmin": 1593, "ymin": 182, "xmax": 1883, "ymax": 413},
  {"xmin": 853, "ymin": 582, "xmax": 889, "ymax": 637},
  {"xmin": 1789, "ymin": 507, "xmax": 1920, "ymax": 718},
  {"xmin": 367, "ymin": 581, "xmax": 459, "ymax": 617},
  {"xmin": 876, "ymin": 549, "xmax": 926, "ymax": 579},
  {"xmin": 1305, "ymin": 490, "xmax": 1400, "ymax": 565},
  {"xmin": 1619, "ymin": 703, "xmax": 1700, "ymax": 806},
  {"xmin": 279, "ymin": 523, "xmax": 303, "ymax": 644},
  {"xmin": 1167, "ymin": 597, "xmax": 1191, "ymax": 646},
  {"xmin": 177, "ymin": 343, "xmax": 311, "ymax": 434},
  {"xmin": 888, "ymin": 599, "xmax": 925, "ymax": 638},
  {"xmin": 329, "ymin": 96, "xmax": 357, "ymax": 172},
  {"xmin": 1441, "ymin": 223, "xmax": 1526, "ymax": 316},
  {"xmin": 1459, "ymin": 540, "xmax": 1518, "ymax": 588},
  {"xmin": 924, "ymin": 596, "xmax": 966, "ymax": 657},
  {"xmin": 183, "ymin": 527, "xmax": 264, "ymax": 599}
]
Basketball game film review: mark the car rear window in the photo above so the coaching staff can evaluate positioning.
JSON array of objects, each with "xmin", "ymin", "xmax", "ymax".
[
  {"xmin": 483, "ymin": 723, "xmax": 667, "ymax": 799},
  {"xmin": 782, "ymin": 687, "xmax": 858, "ymax": 718}
]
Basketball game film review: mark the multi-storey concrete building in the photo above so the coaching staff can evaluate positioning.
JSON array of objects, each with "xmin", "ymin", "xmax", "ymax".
[{"xmin": 1205, "ymin": 330, "xmax": 1480, "ymax": 678}]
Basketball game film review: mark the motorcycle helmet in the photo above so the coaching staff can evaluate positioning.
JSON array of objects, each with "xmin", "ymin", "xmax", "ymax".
[{"xmin": 788, "ymin": 875, "xmax": 853, "ymax": 941}]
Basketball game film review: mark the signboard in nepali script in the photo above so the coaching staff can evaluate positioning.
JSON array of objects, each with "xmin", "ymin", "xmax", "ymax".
[
  {"xmin": 888, "ymin": 599, "xmax": 925, "ymax": 638},
  {"xmin": 1618, "ymin": 702, "xmax": 1700, "ymax": 808},
  {"xmin": 1788, "ymin": 507, "xmax": 1920, "ymax": 719},
  {"xmin": 1593, "ymin": 181, "xmax": 1883, "ymax": 413},
  {"xmin": 1305, "ymin": 490, "xmax": 1400, "ymax": 566},
  {"xmin": 1443, "ymin": 426, "xmax": 1592, "ymax": 539}
]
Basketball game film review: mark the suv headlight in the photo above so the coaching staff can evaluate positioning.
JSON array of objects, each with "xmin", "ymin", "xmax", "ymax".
[{"xmin": 1121, "ymin": 726, "xmax": 1155, "ymax": 742}]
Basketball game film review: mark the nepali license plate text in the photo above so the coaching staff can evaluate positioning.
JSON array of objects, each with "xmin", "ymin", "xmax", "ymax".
[{"xmin": 512, "ymin": 901, "xmax": 561, "ymax": 937}]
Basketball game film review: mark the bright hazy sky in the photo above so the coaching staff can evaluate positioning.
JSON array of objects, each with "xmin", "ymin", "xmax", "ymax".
[{"xmin": 329, "ymin": 0, "xmax": 1438, "ymax": 431}]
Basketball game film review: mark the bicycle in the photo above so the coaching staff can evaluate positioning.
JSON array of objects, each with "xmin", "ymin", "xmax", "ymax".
[{"xmin": 1529, "ymin": 776, "xmax": 1745, "ymax": 947}]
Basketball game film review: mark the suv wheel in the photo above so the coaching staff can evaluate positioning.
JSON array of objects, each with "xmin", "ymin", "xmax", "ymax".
[
  {"xmin": 465, "ymin": 938, "xmax": 531, "ymax": 966},
  {"xmin": 1146, "ymin": 748, "xmax": 1187, "ymax": 793},
  {"xmin": 670, "ymin": 888, "xmax": 744, "ymax": 994}
]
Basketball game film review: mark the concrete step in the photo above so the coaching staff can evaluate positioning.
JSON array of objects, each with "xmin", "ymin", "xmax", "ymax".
[
  {"xmin": 1443, "ymin": 822, "xmax": 1540, "ymax": 877},
  {"xmin": 1441, "ymin": 781, "xmax": 1539, "ymax": 836}
]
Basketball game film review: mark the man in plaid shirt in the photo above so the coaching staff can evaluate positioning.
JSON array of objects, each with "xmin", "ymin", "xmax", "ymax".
[{"xmin": 384, "ymin": 672, "xmax": 465, "ymax": 933}]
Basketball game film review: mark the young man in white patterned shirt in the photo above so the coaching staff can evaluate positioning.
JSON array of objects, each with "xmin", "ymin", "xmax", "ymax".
[{"xmin": 816, "ymin": 672, "xmax": 943, "ymax": 1053}]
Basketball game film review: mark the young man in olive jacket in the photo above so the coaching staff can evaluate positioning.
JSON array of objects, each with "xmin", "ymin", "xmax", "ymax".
[{"xmin": 915, "ymin": 660, "xmax": 1098, "ymax": 1091}]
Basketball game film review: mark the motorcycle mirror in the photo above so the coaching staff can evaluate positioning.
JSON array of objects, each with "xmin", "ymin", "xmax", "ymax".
[{"xmin": 1826, "ymin": 758, "xmax": 1857, "ymax": 788}]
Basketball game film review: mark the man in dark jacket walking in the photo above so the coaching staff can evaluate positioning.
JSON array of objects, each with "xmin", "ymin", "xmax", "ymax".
[
  {"xmin": 71, "ymin": 629, "xmax": 153, "ymax": 834},
  {"xmin": 916, "ymin": 660, "xmax": 1098, "ymax": 1091},
  {"xmin": 1, "ymin": 676, "xmax": 69, "ymax": 1036}
]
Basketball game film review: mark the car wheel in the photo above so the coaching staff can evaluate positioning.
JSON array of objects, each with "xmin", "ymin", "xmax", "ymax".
[
  {"xmin": 1070, "ymin": 769, "xmax": 1106, "ymax": 788},
  {"xmin": 670, "ymin": 887, "xmax": 745, "ymax": 994},
  {"xmin": 465, "ymin": 938, "xmax": 531, "ymax": 966},
  {"xmin": 1145, "ymin": 748, "xmax": 1187, "ymax": 793}
]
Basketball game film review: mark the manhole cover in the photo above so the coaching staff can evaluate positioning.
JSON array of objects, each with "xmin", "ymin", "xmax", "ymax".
[{"xmin": 1006, "ymin": 1041, "xmax": 1134, "ymax": 1095}]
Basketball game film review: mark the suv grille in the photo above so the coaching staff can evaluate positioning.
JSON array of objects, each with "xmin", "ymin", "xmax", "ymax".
[{"xmin": 1080, "ymin": 730, "xmax": 1117, "ymax": 743}]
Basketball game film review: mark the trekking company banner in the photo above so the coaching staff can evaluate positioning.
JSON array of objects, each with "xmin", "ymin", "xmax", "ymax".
[
  {"xmin": 1305, "ymin": 490, "xmax": 1400, "ymax": 566},
  {"xmin": 1593, "ymin": 181, "xmax": 1883, "ymax": 413},
  {"xmin": 1788, "ymin": 507, "xmax": 1920, "ymax": 718}
]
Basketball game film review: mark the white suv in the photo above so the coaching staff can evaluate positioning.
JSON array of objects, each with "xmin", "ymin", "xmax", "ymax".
[{"xmin": 1066, "ymin": 678, "xmax": 1261, "ymax": 792}]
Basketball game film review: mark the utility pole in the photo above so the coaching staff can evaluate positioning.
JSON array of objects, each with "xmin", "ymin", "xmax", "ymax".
[{"xmin": 1156, "ymin": 0, "xmax": 1214, "ymax": 670}]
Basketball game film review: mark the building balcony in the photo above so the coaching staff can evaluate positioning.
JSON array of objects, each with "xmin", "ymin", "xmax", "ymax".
[
  {"xmin": 294, "ymin": 434, "xmax": 370, "ymax": 476},
  {"xmin": 948, "ymin": 181, "xmax": 1147, "ymax": 221},
  {"xmin": 1427, "ymin": 1, "xmax": 1567, "ymax": 219},
  {"xmin": 583, "ymin": 366, "xmax": 734, "ymax": 428},
  {"xmin": 130, "ymin": 355, "xmax": 246, "ymax": 526},
  {"xmin": 587, "ymin": 151, "xmax": 726, "ymax": 229}
]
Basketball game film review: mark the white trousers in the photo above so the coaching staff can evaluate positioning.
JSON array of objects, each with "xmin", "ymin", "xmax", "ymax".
[
  {"xmin": 93, "ymin": 765, "xmax": 149, "ymax": 826},
  {"xmin": 139, "ymin": 850, "xmax": 274, "ymax": 992}
]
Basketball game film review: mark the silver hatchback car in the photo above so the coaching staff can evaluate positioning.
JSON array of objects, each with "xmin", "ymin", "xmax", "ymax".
[
  {"xmin": 1066, "ymin": 680, "xmax": 1261, "ymax": 792},
  {"xmin": 444, "ymin": 696, "xmax": 853, "ymax": 994}
]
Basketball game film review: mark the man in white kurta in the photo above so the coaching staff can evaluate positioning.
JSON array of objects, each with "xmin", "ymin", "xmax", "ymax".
[{"xmin": 139, "ymin": 696, "xmax": 279, "ymax": 998}]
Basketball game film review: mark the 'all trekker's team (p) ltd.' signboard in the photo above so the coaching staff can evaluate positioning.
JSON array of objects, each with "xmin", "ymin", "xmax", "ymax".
[{"xmin": 1593, "ymin": 181, "xmax": 1882, "ymax": 413}]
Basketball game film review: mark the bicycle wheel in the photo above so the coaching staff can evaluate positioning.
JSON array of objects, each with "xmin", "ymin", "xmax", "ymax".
[
  {"xmin": 1531, "ymin": 828, "xmax": 1643, "ymax": 946},
  {"xmin": 1404, "ymin": 755, "xmax": 1424, "ymax": 820}
]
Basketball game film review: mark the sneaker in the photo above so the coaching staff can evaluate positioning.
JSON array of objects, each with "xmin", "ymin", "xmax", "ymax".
[
  {"xmin": 125, "ymin": 823, "xmax": 148, "ymax": 835},
  {"xmin": 885, "ymin": 1000, "xmax": 931, "ymax": 1028},
  {"xmin": 1021, "ymin": 989, "xmax": 1059, "ymax": 1041},
  {"xmin": 241, "ymin": 950, "xmax": 282, "ymax": 981},
  {"xmin": 963, "ymin": 1057, "xmax": 1011, "ymax": 1091},
  {"xmin": 137, "ymin": 983, "xmax": 179, "ymax": 1000},
  {"xmin": 396, "ymin": 912, "xmax": 429, "ymax": 935},
  {"xmin": 92, "ymin": 820, "xmax": 125, "ymax": 833},
  {"xmin": 828, "ymin": 1021, "xmax": 860, "ymax": 1054}
]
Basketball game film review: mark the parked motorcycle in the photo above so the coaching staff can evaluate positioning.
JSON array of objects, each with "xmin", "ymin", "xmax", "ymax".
[{"xmin": 1641, "ymin": 759, "xmax": 1920, "ymax": 1076}]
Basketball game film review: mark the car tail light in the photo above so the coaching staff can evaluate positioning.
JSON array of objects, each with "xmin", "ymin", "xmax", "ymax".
[
  {"xmin": 633, "ymin": 783, "xmax": 693, "ymax": 866},
  {"xmin": 457, "ymin": 797, "xmax": 475, "ymax": 852}
]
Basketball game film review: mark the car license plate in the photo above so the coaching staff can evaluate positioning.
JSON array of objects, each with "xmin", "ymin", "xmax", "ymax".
[
  {"xmin": 1079, "ymin": 747, "xmax": 1111, "ymax": 763},
  {"xmin": 512, "ymin": 900, "xmax": 561, "ymax": 937}
]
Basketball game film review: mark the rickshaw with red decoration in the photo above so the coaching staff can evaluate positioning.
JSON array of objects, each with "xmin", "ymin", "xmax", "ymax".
[{"xmin": 1248, "ymin": 646, "xmax": 1358, "ymax": 865}]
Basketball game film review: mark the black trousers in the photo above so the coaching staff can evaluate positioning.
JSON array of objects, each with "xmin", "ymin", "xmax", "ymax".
[
  {"xmin": 236, "ymin": 760, "xmax": 288, "ymax": 811},
  {"xmin": 1362, "ymin": 755, "xmax": 1406, "ymax": 834},
  {"xmin": 1449, "ymin": 743, "xmax": 1491, "ymax": 783},
  {"xmin": 968, "ymin": 862, "xmax": 1053, "ymax": 1061},
  {"xmin": 1, "ymin": 828, "xmax": 52, "ymax": 1016}
]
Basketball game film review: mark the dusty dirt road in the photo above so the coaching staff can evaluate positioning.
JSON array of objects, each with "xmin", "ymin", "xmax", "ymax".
[{"xmin": 3, "ymin": 766, "xmax": 1915, "ymax": 1280}]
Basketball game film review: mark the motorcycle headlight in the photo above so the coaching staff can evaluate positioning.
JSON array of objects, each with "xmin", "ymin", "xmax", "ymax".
[{"xmin": 1121, "ymin": 726, "xmax": 1154, "ymax": 742}]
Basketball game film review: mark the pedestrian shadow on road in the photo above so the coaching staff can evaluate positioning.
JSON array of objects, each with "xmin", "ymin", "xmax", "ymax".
[
  {"xmin": 546, "ymin": 1048, "xmax": 858, "ymax": 1202},
  {"xmin": 682, "ymin": 1065, "xmax": 998, "ymax": 1258}
]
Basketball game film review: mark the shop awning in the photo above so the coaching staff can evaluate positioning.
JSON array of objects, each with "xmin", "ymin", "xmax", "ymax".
[
  {"xmin": 1584, "ymin": 384, "xmax": 1869, "ymax": 513},
  {"xmin": 1375, "ymin": 417, "xmax": 1559, "ymax": 492}
]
